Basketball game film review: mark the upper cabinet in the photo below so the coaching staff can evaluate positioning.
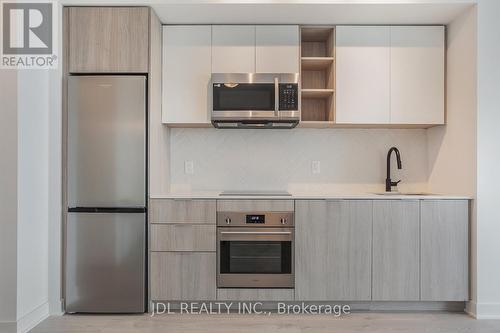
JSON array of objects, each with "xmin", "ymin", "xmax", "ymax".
[
  {"xmin": 68, "ymin": 7, "xmax": 149, "ymax": 73},
  {"xmin": 336, "ymin": 26, "xmax": 391, "ymax": 124},
  {"xmin": 390, "ymin": 26, "xmax": 445, "ymax": 125},
  {"xmin": 212, "ymin": 25, "xmax": 256, "ymax": 73},
  {"xmin": 162, "ymin": 26, "xmax": 212, "ymax": 125},
  {"xmin": 212, "ymin": 25, "xmax": 300, "ymax": 73},
  {"xmin": 256, "ymin": 25, "xmax": 300, "ymax": 73},
  {"xmin": 335, "ymin": 25, "xmax": 445, "ymax": 126}
]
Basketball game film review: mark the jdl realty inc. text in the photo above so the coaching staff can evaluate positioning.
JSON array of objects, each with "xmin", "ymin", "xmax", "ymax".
[{"xmin": 151, "ymin": 302, "xmax": 351, "ymax": 316}]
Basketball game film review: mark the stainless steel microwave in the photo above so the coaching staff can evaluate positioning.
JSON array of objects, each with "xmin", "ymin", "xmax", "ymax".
[{"xmin": 211, "ymin": 73, "xmax": 300, "ymax": 129}]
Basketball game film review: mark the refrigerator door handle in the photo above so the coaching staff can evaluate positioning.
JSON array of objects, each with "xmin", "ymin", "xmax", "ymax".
[{"xmin": 68, "ymin": 207, "xmax": 146, "ymax": 213}]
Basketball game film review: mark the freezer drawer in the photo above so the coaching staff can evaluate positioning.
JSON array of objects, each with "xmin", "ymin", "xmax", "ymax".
[
  {"xmin": 65, "ymin": 212, "xmax": 145, "ymax": 313},
  {"xmin": 67, "ymin": 76, "xmax": 146, "ymax": 207}
]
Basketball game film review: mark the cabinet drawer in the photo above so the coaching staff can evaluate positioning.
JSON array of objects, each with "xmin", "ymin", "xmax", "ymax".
[
  {"xmin": 151, "ymin": 252, "xmax": 216, "ymax": 301},
  {"xmin": 217, "ymin": 289, "xmax": 294, "ymax": 301},
  {"xmin": 149, "ymin": 199, "xmax": 216, "ymax": 223},
  {"xmin": 217, "ymin": 200, "xmax": 294, "ymax": 212},
  {"xmin": 151, "ymin": 224, "xmax": 215, "ymax": 251}
]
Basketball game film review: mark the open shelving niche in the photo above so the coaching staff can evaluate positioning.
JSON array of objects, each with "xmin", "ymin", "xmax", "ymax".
[{"xmin": 300, "ymin": 26, "xmax": 335, "ymax": 125}]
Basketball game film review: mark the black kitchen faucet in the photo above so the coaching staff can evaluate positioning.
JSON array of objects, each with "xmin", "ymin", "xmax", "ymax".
[{"xmin": 386, "ymin": 147, "xmax": 402, "ymax": 192}]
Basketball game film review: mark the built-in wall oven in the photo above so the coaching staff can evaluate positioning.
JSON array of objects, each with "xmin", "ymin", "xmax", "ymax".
[
  {"xmin": 217, "ymin": 211, "xmax": 294, "ymax": 288},
  {"xmin": 211, "ymin": 73, "xmax": 300, "ymax": 129}
]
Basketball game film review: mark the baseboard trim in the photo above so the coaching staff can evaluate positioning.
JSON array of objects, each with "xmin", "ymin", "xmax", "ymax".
[
  {"xmin": 17, "ymin": 302, "xmax": 49, "ymax": 333},
  {"xmin": 49, "ymin": 299, "xmax": 64, "ymax": 316},
  {"xmin": 472, "ymin": 302, "xmax": 500, "ymax": 319},
  {"xmin": 465, "ymin": 301, "xmax": 477, "ymax": 318}
]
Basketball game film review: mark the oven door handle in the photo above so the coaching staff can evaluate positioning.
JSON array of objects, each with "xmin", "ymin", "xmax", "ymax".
[{"xmin": 220, "ymin": 231, "xmax": 291, "ymax": 235}]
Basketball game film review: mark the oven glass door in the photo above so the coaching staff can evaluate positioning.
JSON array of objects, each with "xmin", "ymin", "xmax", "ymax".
[
  {"xmin": 213, "ymin": 83, "xmax": 275, "ymax": 111},
  {"xmin": 220, "ymin": 240, "xmax": 291, "ymax": 274}
]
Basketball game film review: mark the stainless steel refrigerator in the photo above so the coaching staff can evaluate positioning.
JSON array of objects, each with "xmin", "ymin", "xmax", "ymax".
[{"xmin": 65, "ymin": 75, "xmax": 146, "ymax": 313}]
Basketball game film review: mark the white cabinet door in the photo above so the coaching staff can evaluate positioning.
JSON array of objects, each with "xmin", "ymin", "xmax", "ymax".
[
  {"xmin": 336, "ymin": 26, "xmax": 391, "ymax": 124},
  {"xmin": 212, "ymin": 25, "xmax": 255, "ymax": 73},
  {"xmin": 162, "ymin": 26, "xmax": 212, "ymax": 124},
  {"xmin": 256, "ymin": 25, "xmax": 299, "ymax": 73},
  {"xmin": 390, "ymin": 26, "xmax": 445, "ymax": 124}
]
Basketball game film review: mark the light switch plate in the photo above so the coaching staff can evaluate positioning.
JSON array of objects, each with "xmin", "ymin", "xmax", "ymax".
[
  {"xmin": 184, "ymin": 161, "xmax": 194, "ymax": 175},
  {"xmin": 312, "ymin": 161, "xmax": 321, "ymax": 174}
]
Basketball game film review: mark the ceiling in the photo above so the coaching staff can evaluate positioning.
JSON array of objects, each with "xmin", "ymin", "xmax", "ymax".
[{"xmin": 61, "ymin": 1, "xmax": 476, "ymax": 25}]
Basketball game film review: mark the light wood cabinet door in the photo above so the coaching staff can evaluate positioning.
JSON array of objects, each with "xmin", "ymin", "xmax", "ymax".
[
  {"xmin": 390, "ymin": 26, "xmax": 445, "ymax": 124},
  {"xmin": 162, "ymin": 26, "xmax": 212, "ymax": 124},
  {"xmin": 212, "ymin": 25, "xmax": 255, "ymax": 73},
  {"xmin": 295, "ymin": 200, "xmax": 372, "ymax": 301},
  {"xmin": 149, "ymin": 199, "xmax": 216, "ymax": 224},
  {"xmin": 256, "ymin": 25, "xmax": 299, "ymax": 73},
  {"xmin": 68, "ymin": 7, "xmax": 149, "ymax": 73},
  {"xmin": 420, "ymin": 200, "xmax": 468, "ymax": 301},
  {"xmin": 151, "ymin": 224, "xmax": 216, "ymax": 252},
  {"xmin": 151, "ymin": 252, "xmax": 216, "ymax": 300},
  {"xmin": 336, "ymin": 26, "xmax": 391, "ymax": 124},
  {"xmin": 372, "ymin": 200, "xmax": 420, "ymax": 301}
]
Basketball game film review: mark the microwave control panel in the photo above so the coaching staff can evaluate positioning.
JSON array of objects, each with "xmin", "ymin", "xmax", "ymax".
[{"xmin": 279, "ymin": 83, "xmax": 298, "ymax": 111}]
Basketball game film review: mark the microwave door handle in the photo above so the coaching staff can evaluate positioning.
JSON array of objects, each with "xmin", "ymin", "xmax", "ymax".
[{"xmin": 274, "ymin": 77, "xmax": 279, "ymax": 117}]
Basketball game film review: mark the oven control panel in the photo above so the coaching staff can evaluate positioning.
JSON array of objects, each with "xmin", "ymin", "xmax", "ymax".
[
  {"xmin": 279, "ymin": 83, "xmax": 298, "ymax": 111},
  {"xmin": 217, "ymin": 212, "xmax": 294, "ymax": 227}
]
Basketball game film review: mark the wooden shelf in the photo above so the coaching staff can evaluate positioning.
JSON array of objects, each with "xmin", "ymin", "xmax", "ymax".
[
  {"xmin": 301, "ymin": 57, "xmax": 334, "ymax": 70},
  {"xmin": 301, "ymin": 89, "xmax": 334, "ymax": 99}
]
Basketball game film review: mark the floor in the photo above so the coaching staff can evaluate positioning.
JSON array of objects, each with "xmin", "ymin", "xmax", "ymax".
[{"xmin": 31, "ymin": 312, "xmax": 500, "ymax": 333}]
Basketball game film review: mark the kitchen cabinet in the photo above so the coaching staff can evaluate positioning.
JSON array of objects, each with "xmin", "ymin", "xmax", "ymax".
[
  {"xmin": 420, "ymin": 200, "xmax": 468, "ymax": 301},
  {"xmin": 151, "ymin": 252, "xmax": 216, "ymax": 300},
  {"xmin": 212, "ymin": 25, "xmax": 300, "ymax": 74},
  {"xmin": 334, "ymin": 25, "xmax": 444, "ymax": 127},
  {"xmin": 151, "ymin": 224, "xmax": 216, "ymax": 252},
  {"xmin": 212, "ymin": 25, "xmax": 256, "ymax": 73},
  {"xmin": 256, "ymin": 26, "xmax": 300, "ymax": 73},
  {"xmin": 295, "ymin": 200, "xmax": 372, "ymax": 301},
  {"xmin": 335, "ymin": 26, "xmax": 391, "ymax": 124},
  {"xmin": 162, "ymin": 26, "xmax": 212, "ymax": 124},
  {"xmin": 372, "ymin": 200, "xmax": 420, "ymax": 301},
  {"xmin": 390, "ymin": 26, "xmax": 445, "ymax": 125},
  {"xmin": 149, "ymin": 199, "xmax": 216, "ymax": 224},
  {"xmin": 68, "ymin": 7, "xmax": 149, "ymax": 73},
  {"xmin": 150, "ymin": 199, "xmax": 216, "ymax": 301}
]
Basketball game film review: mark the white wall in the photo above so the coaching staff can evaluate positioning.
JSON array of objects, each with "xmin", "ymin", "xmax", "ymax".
[
  {"xmin": 16, "ymin": 70, "xmax": 51, "ymax": 331},
  {"xmin": 0, "ymin": 70, "xmax": 18, "ymax": 330},
  {"xmin": 475, "ymin": 0, "xmax": 500, "ymax": 319},
  {"xmin": 427, "ymin": 7, "xmax": 477, "ymax": 197},
  {"xmin": 169, "ymin": 128, "xmax": 429, "ymax": 193},
  {"xmin": 426, "ymin": 6, "xmax": 477, "ymax": 315}
]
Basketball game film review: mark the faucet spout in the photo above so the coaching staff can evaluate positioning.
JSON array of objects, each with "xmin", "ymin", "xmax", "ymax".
[{"xmin": 386, "ymin": 147, "xmax": 403, "ymax": 192}]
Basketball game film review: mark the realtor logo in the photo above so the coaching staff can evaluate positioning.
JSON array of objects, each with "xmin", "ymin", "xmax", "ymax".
[{"xmin": 1, "ymin": 1, "xmax": 57, "ymax": 68}]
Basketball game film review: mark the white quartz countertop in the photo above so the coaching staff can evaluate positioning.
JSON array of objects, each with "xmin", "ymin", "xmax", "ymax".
[{"xmin": 150, "ymin": 192, "xmax": 472, "ymax": 200}]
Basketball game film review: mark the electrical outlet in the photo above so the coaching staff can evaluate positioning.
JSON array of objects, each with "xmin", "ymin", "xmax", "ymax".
[
  {"xmin": 184, "ymin": 161, "xmax": 194, "ymax": 175},
  {"xmin": 311, "ymin": 161, "xmax": 321, "ymax": 174}
]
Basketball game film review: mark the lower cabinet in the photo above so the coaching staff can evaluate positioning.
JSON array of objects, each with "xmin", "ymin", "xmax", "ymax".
[
  {"xmin": 420, "ymin": 200, "xmax": 469, "ymax": 301},
  {"xmin": 295, "ymin": 200, "xmax": 372, "ymax": 301},
  {"xmin": 372, "ymin": 200, "xmax": 420, "ymax": 300},
  {"xmin": 151, "ymin": 252, "xmax": 216, "ymax": 300}
]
